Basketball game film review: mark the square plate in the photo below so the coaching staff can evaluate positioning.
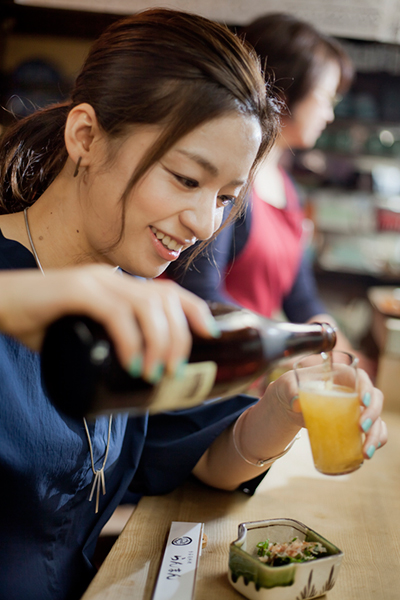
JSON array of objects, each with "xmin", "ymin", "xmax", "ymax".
[{"xmin": 228, "ymin": 518, "xmax": 343, "ymax": 600}]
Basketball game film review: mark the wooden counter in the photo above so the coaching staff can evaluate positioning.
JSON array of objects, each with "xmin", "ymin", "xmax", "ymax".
[{"xmin": 81, "ymin": 411, "xmax": 400, "ymax": 600}]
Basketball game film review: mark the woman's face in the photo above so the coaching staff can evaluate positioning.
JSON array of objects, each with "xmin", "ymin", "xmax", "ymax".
[
  {"xmin": 280, "ymin": 60, "xmax": 341, "ymax": 150},
  {"xmin": 83, "ymin": 113, "xmax": 261, "ymax": 278}
]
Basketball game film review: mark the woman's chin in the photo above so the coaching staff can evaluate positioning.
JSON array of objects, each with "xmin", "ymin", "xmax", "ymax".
[
  {"xmin": 117, "ymin": 259, "xmax": 170, "ymax": 279},
  {"xmin": 152, "ymin": 264, "xmax": 170, "ymax": 279},
  {"xmin": 297, "ymin": 137, "xmax": 319, "ymax": 150},
  {"xmin": 142, "ymin": 262, "xmax": 171, "ymax": 280}
]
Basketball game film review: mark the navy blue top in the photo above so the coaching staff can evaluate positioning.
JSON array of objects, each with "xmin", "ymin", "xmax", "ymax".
[
  {"xmin": 0, "ymin": 231, "xmax": 259, "ymax": 600},
  {"xmin": 167, "ymin": 204, "xmax": 326, "ymax": 323}
]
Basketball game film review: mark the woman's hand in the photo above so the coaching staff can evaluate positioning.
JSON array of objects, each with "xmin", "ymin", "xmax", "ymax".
[
  {"xmin": 194, "ymin": 360, "xmax": 388, "ymax": 492},
  {"xmin": 357, "ymin": 369, "xmax": 387, "ymax": 458},
  {"xmin": 265, "ymin": 367, "xmax": 388, "ymax": 459},
  {"xmin": 0, "ymin": 266, "xmax": 218, "ymax": 382}
]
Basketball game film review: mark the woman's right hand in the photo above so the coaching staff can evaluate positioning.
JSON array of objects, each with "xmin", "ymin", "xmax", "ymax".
[{"xmin": 0, "ymin": 266, "xmax": 219, "ymax": 382}]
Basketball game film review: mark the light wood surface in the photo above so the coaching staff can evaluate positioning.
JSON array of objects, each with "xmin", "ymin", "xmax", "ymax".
[{"xmin": 82, "ymin": 410, "xmax": 400, "ymax": 600}]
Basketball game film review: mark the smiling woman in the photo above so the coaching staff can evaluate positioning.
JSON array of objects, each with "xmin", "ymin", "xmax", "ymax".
[
  {"xmin": 83, "ymin": 112, "xmax": 263, "ymax": 278},
  {"xmin": 0, "ymin": 8, "xmax": 387, "ymax": 600},
  {"xmin": 0, "ymin": 8, "xmax": 279, "ymax": 378},
  {"xmin": 0, "ymin": 9, "xmax": 282, "ymax": 600},
  {"xmin": 166, "ymin": 13, "xmax": 375, "ymax": 377}
]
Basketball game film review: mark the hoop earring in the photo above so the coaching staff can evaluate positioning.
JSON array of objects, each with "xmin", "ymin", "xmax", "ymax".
[{"xmin": 73, "ymin": 156, "xmax": 82, "ymax": 178}]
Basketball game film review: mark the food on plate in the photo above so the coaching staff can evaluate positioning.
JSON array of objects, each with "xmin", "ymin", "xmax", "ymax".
[{"xmin": 256, "ymin": 537, "xmax": 327, "ymax": 566}]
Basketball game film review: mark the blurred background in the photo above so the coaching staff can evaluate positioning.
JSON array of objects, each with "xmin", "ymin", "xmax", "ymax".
[{"xmin": 2, "ymin": 0, "xmax": 400, "ymax": 404}]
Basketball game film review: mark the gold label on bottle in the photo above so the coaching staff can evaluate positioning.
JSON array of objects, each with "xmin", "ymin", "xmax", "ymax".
[{"xmin": 148, "ymin": 361, "xmax": 218, "ymax": 413}]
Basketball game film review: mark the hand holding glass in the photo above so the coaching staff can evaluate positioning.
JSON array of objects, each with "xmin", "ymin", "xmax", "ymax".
[{"xmin": 294, "ymin": 351, "xmax": 364, "ymax": 475}]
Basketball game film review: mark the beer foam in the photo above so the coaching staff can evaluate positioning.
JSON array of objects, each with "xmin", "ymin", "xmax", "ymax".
[{"xmin": 301, "ymin": 380, "xmax": 326, "ymax": 392}]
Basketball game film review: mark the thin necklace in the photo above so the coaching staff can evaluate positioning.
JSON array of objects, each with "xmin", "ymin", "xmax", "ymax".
[
  {"xmin": 83, "ymin": 414, "xmax": 113, "ymax": 514},
  {"xmin": 24, "ymin": 208, "xmax": 45, "ymax": 276},
  {"xmin": 23, "ymin": 207, "xmax": 113, "ymax": 513}
]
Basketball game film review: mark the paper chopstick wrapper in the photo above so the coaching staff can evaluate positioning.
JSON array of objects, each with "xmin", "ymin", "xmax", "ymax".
[{"xmin": 152, "ymin": 521, "xmax": 204, "ymax": 600}]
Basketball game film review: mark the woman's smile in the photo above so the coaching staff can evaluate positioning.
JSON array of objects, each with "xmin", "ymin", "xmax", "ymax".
[
  {"xmin": 96, "ymin": 113, "xmax": 261, "ymax": 278},
  {"xmin": 149, "ymin": 225, "xmax": 187, "ymax": 261}
]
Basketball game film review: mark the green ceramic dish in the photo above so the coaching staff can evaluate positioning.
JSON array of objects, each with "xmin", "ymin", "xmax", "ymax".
[{"xmin": 228, "ymin": 518, "xmax": 343, "ymax": 600}]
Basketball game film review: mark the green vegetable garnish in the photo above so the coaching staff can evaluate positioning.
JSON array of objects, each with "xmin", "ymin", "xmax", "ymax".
[{"xmin": 256, "ymin": 537, "xmax": 327, "ymax": 566}]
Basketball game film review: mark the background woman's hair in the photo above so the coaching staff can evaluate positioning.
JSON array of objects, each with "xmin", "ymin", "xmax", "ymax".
[
  {"xmin": 240, "ymin": 12, "xmax": 354, "ymax": 113},
  {"xmin": 0, "ymin": 8, "xmax": 280, "ymax": 232}
]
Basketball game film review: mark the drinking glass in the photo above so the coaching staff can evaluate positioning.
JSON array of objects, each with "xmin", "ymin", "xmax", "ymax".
[{"xmin": 294, "ymin": 351, "xmax": 364, "ymax": 475}]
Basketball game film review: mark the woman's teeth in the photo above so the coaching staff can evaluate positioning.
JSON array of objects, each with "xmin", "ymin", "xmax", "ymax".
[{"xmin": 151, "ymin": 227, "xmax": 183, "ymax": 251}]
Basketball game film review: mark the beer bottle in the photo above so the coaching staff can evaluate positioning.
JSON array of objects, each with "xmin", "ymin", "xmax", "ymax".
[{"xmin": 41, "ymin": 303, "xmax": 336, "ymax": 418}]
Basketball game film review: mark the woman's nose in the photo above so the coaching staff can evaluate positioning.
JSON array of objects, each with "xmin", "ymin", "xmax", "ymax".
[{"xmin": 180, "ymin": 194, "xmax": 221, "ymax": 241}]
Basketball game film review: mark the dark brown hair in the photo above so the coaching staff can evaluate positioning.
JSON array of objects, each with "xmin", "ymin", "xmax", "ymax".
[
  {"xmin": 240, "ymin": 13, "xmax": 354, "ymax": 113},
  {"xmin": 0, "ymin": 8, "xmax": 280, "ymax": 238}
]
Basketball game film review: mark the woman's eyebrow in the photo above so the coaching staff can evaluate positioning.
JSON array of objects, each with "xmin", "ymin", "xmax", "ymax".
[
  {"xmin": 176, "ymin": 149, "xmax": 246, "ymax": 186},
  {"xmin": 177, "ymin": 149, "xmax": 219, "ymax": 176}
]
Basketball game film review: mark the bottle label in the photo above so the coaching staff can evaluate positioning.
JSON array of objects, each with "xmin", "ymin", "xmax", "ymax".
[{"xmin": 148, "ymin": 361, "xmax": 218, "ymax": 413}]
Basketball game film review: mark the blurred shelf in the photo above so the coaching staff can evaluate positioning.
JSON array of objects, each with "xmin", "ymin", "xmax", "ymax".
[{"xmin": 1, "ymin": 2, "xmax": 119, "ymax": 39}]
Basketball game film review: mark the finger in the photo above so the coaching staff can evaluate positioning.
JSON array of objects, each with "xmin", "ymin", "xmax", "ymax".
[
  {"xmin": 90, "ymin": 273, "xmax": 191, "ymax": 380},
  {"xmin": 363, "ymin": 417, "xmax": 388, "ymax": 459},
  {"xmin": 88, "ymin": 303, "xmax": 145, "ymax": 373},
  {"xmin": 127, "ymin": 290, "xmax": 171, "ymax": 383},
  {"xmin": 156, "ymin": 286, "xmax": 192, "ymax": 377},
  {"xmin": 358, "ymin": 385, "xmax": 384, "ymax": 436},
  {"xmin": 165, "ymin": 281, "xmax": 221, "ymax": 338},
  {"xmin": 58, "ymin": 269, "xmax": 146, "ymax": 369},
  {"xmin": 267, "ymin": 371, "xmax": 305, "ymax": 427},
  {"xmin": 88, "ymin": 270, "xmax": 174, "ymax": 380},
  {"xmin": 379, "ymin": 418, "xmax": 388, "ymax": 448},
  {"xmin": 290, "ymin": 394, "xmax": 302, "ymax": 413}
]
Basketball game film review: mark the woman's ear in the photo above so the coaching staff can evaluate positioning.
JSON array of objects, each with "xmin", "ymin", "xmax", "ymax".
[{"xmin": 64, "ymin": 103, "xmax": 101, "ymax": 173}]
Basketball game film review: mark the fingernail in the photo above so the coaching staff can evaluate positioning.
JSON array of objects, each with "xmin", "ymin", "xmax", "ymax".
[
  {"xmin": 147, "ymin": 362, "xmax": 164, "ymax": 384},
  {"xmin": 127, "ymin": 355, "xmax": 143, "ymax": 378},
  {"xmin": 362, "ymin": 418, "xmax": 373, "ymax": 433},
  {"xmin": 362, "ymin": 392, "xmax": 371, "ymax": 407},
  {"xmin": 290, "ymin": 394, "xmax": 301, "ymax": 413},
  {"xmin": 206, "ymin": 317, "xmax": 221, "ymax": 338},
  {"xmin": 174, "ymin": 359, "xmax": 188, "ymax": 380},
  {"xmin": 366, "ymin": 444, "xmax": 376, "ymax": 459},
  {"xmin": 377, "ymin": 441, "xmax": 382, "ymax": 448}
]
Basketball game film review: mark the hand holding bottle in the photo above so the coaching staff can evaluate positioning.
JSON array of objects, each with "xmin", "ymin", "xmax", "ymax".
[
  {"xmin": 0, "ymin": 266, "xmax": 217, "ymax": 379},
  {"xmin": 41, "ymin": 303, "xmax": 337, "ymax": 418}
]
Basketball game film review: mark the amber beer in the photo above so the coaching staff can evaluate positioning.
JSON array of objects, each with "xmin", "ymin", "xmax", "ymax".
[
  {"xmin": 41, "ymin": 303, "xmax": 336, "ymax": 419},
  {"xmin": 295, "ymin": 351, "xmax": 364, "ymax": 475}
]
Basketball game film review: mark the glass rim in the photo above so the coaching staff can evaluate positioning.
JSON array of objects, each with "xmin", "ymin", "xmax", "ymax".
[{"xmin": 293, "ymin": 350, "xmax": 358, "ymax": 371}]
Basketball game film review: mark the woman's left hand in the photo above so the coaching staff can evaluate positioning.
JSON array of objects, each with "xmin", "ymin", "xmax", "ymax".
[
  {"xmin": 357, "ymin": 369, "xmax": 388, "ymax": 459},
  {"xmin": 268, "ymin": 366, "xmax": 388, "ymax": 459}
]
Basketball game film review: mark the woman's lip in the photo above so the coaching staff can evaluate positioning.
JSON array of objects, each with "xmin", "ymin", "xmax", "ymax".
[
  {"xmin": 150, "ymin": 225, "xmax": 189, "ymax": 248},
  {"xmin": 149, "ymin": 227, "xmax": 184, "ymax": 261}
]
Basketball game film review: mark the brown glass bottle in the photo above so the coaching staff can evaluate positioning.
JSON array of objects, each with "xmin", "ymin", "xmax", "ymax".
[{"xmin": 41, "ymin": 303, "xmax": 336, "ymax": 419}]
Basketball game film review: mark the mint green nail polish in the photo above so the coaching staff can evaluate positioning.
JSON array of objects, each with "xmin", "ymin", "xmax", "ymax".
[
  {"xmin": 207, "ymin": 318, "xmax": 221, "ymax": 338},
  {"xmin": 148, "ymin": 363, "xmax": 164, "ymax": 384},
  {"xmin": 128, "ymin": 355, "xmax": 143, "ymax": 378},
  {"xmin": 362, "ymin": 392, "xmax": 371, "ymax": 407},
  {"xmin": 366, "ymin": 444, "xmax": 376, "ymax": 459},
  {"xmin": 362, "ymin": 418, "xmax": 372, "ymax": 433},
  {"xmin": 175, "ymin": 359, "xmax": 188, "ymax": 380}
]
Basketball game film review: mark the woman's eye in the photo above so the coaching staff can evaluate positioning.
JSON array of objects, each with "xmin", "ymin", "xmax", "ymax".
[
  {"xmin": 175, "ymin": 174, "xmax": 199, "ymax": 189},
  {"xmin": 218, "ymin": 195, "xmax": 236, "ymax": 207}
]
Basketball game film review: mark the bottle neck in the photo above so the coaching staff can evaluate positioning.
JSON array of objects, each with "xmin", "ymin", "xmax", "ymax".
[{"xmin": 258, "ymin": 320, "xmax": 337, "ymax": 362}]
